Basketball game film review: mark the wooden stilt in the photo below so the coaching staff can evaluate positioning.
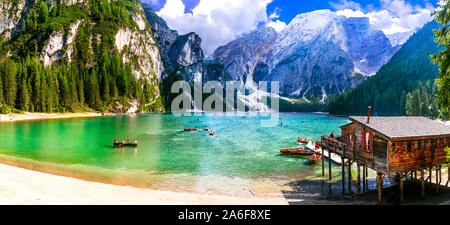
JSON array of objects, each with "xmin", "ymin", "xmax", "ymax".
[
  {"xmin": 399, "ymin": 173, "xmax": 404, "ymax": 203},
  {"xmin": 322, "ymin": 147, "xmax": 325, "ymax": 176},
  {"xmin": 357, "ymin": 164, "xmax": 361, "ymax": 193},
  {"xmin": 328, "ymin": 149, "xmax": 332, "ymax": 181},
  {"xmin": 377, "ymin": 173, "xmax": 382, "ymax": 204},
  {"xmin": 447, "ymin": 166, "xmax": 450, "ymax": 187},
  {"xmin": 348, "ymin": 160, "xmax": 352, "ymax": 192},
  {"xmin": 365, "ymin": 166, "xmax": 369, "ymax": 190},
  {"xmin": 362, "ymin": 165, "xmax": 366, "ymax": 192},
  {"xmin": 341, "ymin": 157, "xmax": 345, "ymax": 195},
  {"xmin": 439, "ymin": 166, "xmax": 442, "ymax": 185},
  {"xmin": 421, "ymin": 169, "xmax": 425, "ymax": 198},
  {"xmin": 414, "ymin": 170, "xmax": 417, "ymax": 180},
  {"xmin": 436, "ymin": 167, "xmax": 439, "ymax": 193},
  {"xmin": 429, "ymin": 167, "xmax": 433, "ymax": 184}
]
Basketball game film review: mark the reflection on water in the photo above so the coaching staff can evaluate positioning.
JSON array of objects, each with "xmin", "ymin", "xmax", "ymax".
[{"xmin": 0, "ymin": 113, "xmax": 352, "ymax": 196}]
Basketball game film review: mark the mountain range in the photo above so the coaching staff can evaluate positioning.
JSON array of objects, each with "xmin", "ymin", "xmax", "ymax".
[
  {"xmin": 210, "ymin": 10, "xmax": 402, "ymax": 103},
  {"xmin": 0, "ymin": 0, "xmax": 431, "ymax": 113},
  {"xmin": 328, "ymin": 21, "xmax": 441, "ymax": 116}
]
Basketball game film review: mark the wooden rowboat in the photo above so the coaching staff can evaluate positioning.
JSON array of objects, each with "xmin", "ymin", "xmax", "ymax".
[
  {"xmin": 298, "ymin": 137, "xmax": 310, "ymax": 143},
  {"xmin": 114, "ymin": 142, "xmax": 138, "ymax": 147},
  {"xmin": 308, "ymin": 153, "xmax": 322, "ymax": 164},
  {"xmin": 184, "ymin": 128, "xmax": 199, "ymax": 131},
  {"xmin": 280, "ymin": 147, "xmax": 315, "ymax": 156}
]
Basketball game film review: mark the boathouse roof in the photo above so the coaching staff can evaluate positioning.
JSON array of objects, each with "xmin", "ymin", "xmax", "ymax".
[{"xmin": 348, "ymin": 116, "xmax": 450, "ymax": 140}]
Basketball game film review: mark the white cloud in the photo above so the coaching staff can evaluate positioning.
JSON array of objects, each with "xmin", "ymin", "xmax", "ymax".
[
  {"xmin": 333, "ymin": 0, "xmax": 435, "ymax": 35},
  {"xmin": 266, "ymin": 20, "xmax": 287, "ymax": 32},
  {"xmin": 269, "ymin": 7, "xmax": 281, "ymax": 19},
  {"xmin": 156, "ymin": 0, "xmax": 275, "ymax": 55}
]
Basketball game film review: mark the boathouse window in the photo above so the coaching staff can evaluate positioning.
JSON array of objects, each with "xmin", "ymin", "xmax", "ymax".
[
  {"xmin": 393, "ymin": 143, "xmax": 397, "ymax": 152},
  {"xmin": 414, "ymin": 141, "xmax": 418, "ymax": 151},
  {"xmin": 403, "ymin": 142, "xmax": 407, "ymax": 152},
  {"xmin": 421, "ymin": 140, "xmax": 425, "ymax": 150},
  {"xmin": 365, "ymin": 132, "xmax": 370, "ymax": 151}
]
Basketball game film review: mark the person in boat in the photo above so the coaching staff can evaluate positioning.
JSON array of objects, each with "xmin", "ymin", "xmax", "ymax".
[
  {"xmin": 134, "ymin": 140, "xmax": 138, "ymax": 144},
  {"xmin": 330, "ymin": 132, "xmax": 335, "ymax": 138},
  {"xmin": 280, "ymin": 122, "xmax": 284, "ymax": 126}
]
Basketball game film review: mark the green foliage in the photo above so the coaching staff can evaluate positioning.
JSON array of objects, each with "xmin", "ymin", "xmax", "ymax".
[
  {"xmin": 329, "ymin": 21, "xmax": 442, "ymax": 116},
  {"xmin": 0, "ymin": 0, "xmax": 163, "ymax": 113},
  {"xmin": 0, "ymin": 58, "xmax": 17, "ymax": 106},
  {"xmin": 431, "ymin": 1, "xmax": 450, "ymax": 117},
  {"xmin": 38, "ymin": 1, "xmax": 49, "ymax": 24}
]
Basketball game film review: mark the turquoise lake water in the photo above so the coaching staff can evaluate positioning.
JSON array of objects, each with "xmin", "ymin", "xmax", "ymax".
[{"xmin": 0, "ymin": 113, "xmax": 350, "ymax": 196}]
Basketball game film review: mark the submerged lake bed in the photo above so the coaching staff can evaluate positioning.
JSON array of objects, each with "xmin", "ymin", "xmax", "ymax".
[{"xmin": 0, "ymin": 113, "xmax": 351, "ymax": 197}]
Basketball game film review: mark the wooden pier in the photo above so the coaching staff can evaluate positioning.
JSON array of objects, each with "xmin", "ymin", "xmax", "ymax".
[{"xmin": 320, "ymin": 109, "xmax": 450, "ymax": 203}]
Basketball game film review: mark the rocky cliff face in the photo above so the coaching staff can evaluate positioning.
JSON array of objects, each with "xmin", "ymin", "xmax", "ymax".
[
  {"xmin": 168, "ymin": 32, "xmax": 205, "ymax": 84},
  {"xmin": 143, "ymin": 4, "xmax": 178, "ymax": 60},
  {"xmin": 1, "ymin": 0, "xmax": 164, "ymax": 113},
  {"xmin": 0, "ymin": 0, "xmax": 26, "ymax": 41},
  {"xmin": 212, "ymin": 27, "xmax": 278, "ymax": 84},
  {"xmin": 211, "ymin": 10, "xmax": 400, "ymax": 102},
  {"xmin": 143, "ymin": 3, "xmax": 205, "ymax": 85}
]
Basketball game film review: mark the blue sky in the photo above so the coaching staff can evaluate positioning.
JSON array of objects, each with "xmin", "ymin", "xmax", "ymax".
[
  {"xmin": 267, "ymin": 0, "xmax": 437, "ymax": 24},
  {"xmin": 144, "ymin": 0, "xmax": 437, "ymax": 23},
  {"xmin": 141, "ymin": 0, "xmax": 438, "ymax": 54}
]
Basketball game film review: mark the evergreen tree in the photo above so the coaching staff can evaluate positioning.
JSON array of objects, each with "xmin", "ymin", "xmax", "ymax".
[
  {"xmin": 410, "ymin": 90, "xmax": 421, "ymax": 116},
  {"xmin": 420, "ymin": 88, "xmax": 430, "ymax": 116},
  {"xmin": 19, "ymin": 78, "xmax": 30, "ymax": 111},
  {"xmin": 405, "ymin": 93, "xmax": 413, "ymax": 116},
  {"xmin": 430, "ymin": 98, "xmax": 440, "ymax": 118},
  {"xmin": 431, "ymin": 1, "xmax": 450, "ymax": 117},
  {"xmin": 2, "ymin": 59, "xmax": 17, "ymax": 107},
  {"xmin": 400, "ymin": 91, "xmax": 407, "ymax": 115},
  {"xmin": 38, "ymin": 1, "xmax": 49, "ymax": 24}
]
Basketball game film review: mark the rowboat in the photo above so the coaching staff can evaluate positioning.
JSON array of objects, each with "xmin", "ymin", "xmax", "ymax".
[
  {"xmin": 280, "ymin": 147, "xmax": 315, "ymax": 156},
  {"xmin": 308, "ymin": 153, "xmax": 322, "ymax": 164},
  {"xmin": 298, "ymin": 137, "xmax": 310, "ymax": 143},
  {"xmin": 184, "ymin": 128, "xmax": 199, "ymax": 131},
  {"xmin": 114, "ymin": 142, "xmax": 138, "ymax": 147}
]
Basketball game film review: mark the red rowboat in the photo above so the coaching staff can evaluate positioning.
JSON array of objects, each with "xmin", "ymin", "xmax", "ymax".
[
  {"xmin": 308, "ymin": 153, "xmax": 322, "ymax": 164},
  {"xmin": 280, "ymin": 147, "xmax": 315, "ymax": 156},
  {"xmin": 298, "ymin": 137, "xmax": 310, "ymax": 143}
]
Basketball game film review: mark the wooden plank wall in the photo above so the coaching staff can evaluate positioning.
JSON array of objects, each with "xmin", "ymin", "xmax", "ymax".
[
  {"xmin": 340, "ymin": 123, "xmax": 389, "ymax": 174},
  {"xmin": 373, "ymin": 135, "xmax": 388, "ymax": 172},
  {"xmin": 389, "ymin": 138, "xmax": 449, "ymax": 173}
]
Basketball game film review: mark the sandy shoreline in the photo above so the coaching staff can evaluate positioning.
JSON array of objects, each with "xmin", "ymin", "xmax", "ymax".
[
  {"xmin": 0, "ymin": 159, "xmax": 449, "ymax": 205},
  {"xmin": 0, "ymin": 163, "xmax": 288, "ymax": 205},
  {"xmin": 0, "ymin": 112, "xmax": 107, "ymax": 122}
]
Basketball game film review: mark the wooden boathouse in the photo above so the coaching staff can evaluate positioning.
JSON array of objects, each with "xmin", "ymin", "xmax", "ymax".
[{"xmin": 320, "ymin": 107, "xmax": 450, "ymax": 203}]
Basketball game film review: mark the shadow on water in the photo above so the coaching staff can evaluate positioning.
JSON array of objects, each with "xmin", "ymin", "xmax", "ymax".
[{"xmin": 282, "ymin": 176, "xmax": 450, "ymax": 205}]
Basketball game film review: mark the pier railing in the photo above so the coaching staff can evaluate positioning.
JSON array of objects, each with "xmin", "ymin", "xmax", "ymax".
[
  {"xmin": 321, "ymin": 135, "xmax": 375, "ymax": 165},
  {"xmin": 321, "ymin": 136, "xmax": 354, "ymax": 159}
]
